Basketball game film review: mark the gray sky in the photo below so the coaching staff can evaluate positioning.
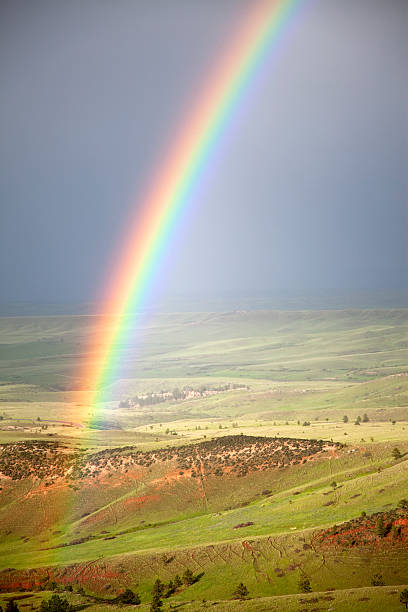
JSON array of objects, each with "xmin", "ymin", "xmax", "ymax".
[{"xmin": 1, "ymin": 0, "xmax": 407, "ymax": 304}]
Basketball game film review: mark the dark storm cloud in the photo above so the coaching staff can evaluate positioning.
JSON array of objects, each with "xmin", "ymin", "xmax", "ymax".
[{"xmin": 0, "ymin": 0, "xmax": 407, "ymax": 303}]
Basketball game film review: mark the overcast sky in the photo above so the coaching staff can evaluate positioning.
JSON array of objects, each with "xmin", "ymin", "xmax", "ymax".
[{"xmin": 1, "ymin": 0, "xmax": 407, "ymax": 305}]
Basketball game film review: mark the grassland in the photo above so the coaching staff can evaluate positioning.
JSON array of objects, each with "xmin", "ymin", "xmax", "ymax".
[{"xmin": 0, "ymin": 308, "xmax": 407, "ymax": 609}]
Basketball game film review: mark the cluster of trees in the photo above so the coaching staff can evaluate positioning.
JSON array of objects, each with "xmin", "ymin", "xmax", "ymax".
[
  {"xmin": 4, "ymin": 584, "xmax": 408, "ymax": 612},
  {"xmin": 174, "ymin": 435, "xmax": 340, "ymax": 479},
  {"xmin": 72, "ymin": 433, "xmax": 342, "ymax": 483},
  {"xmin": 40, "ymin": 595, "xmax": 73, "ymax": 612},
  {"xmin": 149, "ymin": 568, "xmax": 198, "ymax": 611},
  {"xmin": 118, "ymin": 383, "xmax": 249, "ymax": 409},
  {"xmin": 342, "ymin": 414, "xmax": 369, "ymax": 425},
  {"xmin": 0, "ymin": 440, "xmax": 72, "ymax": 481}
]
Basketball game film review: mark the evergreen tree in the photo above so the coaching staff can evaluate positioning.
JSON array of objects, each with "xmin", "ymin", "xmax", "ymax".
[
  {"xmin": 164, "ymin": 580, "xmax": 175, "ymax": 598},
  {"xmin": 232, "ymin": 583, "xmax": 249, "ymax": 600},
  {"xmin": 118, "ymin": 589, "xmax": 140, "ymax": 605},
  {"xmin": 149, "ymin": 594, "xmax": 163, "ymax": 612},
  {"xmin": 5, "ymin": 602, "xmax": 20, "ymax": 612},
  {"xmin": 182, "ymin": 568, "xmax": 195, "ymax": 586},
  {"xmin": 393, "ymin": 447, "xmax": 402, "ymax": 460},
  {"xmin": 174, "ymin": 575, "xmax": 182, "ymax": 588},
  {"xmin": 371, "ymin": 573, "xmax": 384, "ymax": 586},
  {"xmin": 40, "ymin": 595, "xmax": 72, "ymax": 612},
  {"xmin": 298, "ymin": 575, "xmax": 312, "ymax": 593},
  {"xmin": 400, "ymin": 588, "xmax": 408, "ymax": 609},
  {"xmin": 343, "ymin": 415, "xmax": 348, "ymax": 423},
  {"xmin": 152, "ymin": 578, "xmax": 164, "ymax": 597},
  {"xmin": 362, "ymin": 413, "xmax": 369, "ymax": 422},
  {"xmin": 376, "ymin": 516, "xmax": 386, "ymax": 538}
]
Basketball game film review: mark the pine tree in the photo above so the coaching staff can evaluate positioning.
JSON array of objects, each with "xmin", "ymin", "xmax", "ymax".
[
  {"xmin": 298, "ymin": 575, "xmax": 312, "ymax": 593},
  {"xmin": 40, "ymin": 595, "xmax": 72, "ymax": 612},
  {"xmin": 400, "ymin": 588, "xmax": 408, "ymax": 609},
  {"xmin": 149, "ymin": 594, "xmax": 163, "ymax": 612},
  {"xmin": 392, "ymin": 447, "xmax": 402, "ymax": 460},
  {"xmin": 164, "ymin": 580, "xmax": 175, "ymax": 598},
  {"xmin": 376, "ymin": 516, "xmax": 386, "ymax": 538},
  {"xmin": 174, "ymin": 574, "xmax": 182, "ymax": 588},
  {"xmin": 371, "ymin": 573, "xmax": 384, "ymax": 586},
  {"xmin": 152, "ymin": 578, "xmax": 164, "ymax": 597},
  {"xmin": 118, "ymin": 589, "xmax": 140, "ymax": 605},
  {"xmin": 182, "ymin": 568, "xmax": 195, "ymax": 586},
  {"xmin": 232, "ymin": 583, "xmax": 249, "ymax": 600},
  {"xmin": 5, "ymin": 602, "xmax": 20, "ymax": 612}
]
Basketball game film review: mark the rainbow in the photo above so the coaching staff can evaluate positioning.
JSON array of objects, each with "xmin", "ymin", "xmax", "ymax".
[{"xmin": 83, "ymin": 0, "xmax": 303, "ymax": 411}]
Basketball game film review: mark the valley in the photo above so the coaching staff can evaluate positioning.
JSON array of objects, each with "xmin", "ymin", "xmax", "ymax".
[{"xmin": 0, "ymin": 309, "xmax": 407, "ymax": 610}]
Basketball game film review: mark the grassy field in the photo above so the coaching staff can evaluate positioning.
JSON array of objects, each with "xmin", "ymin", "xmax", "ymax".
[
  {"xmin": 2, "ymin": 585, "xmax": 408, "ymax": 612},
  {"xmin": 0, "ymin": 309, "xmax": 407, "ymax": 609}
]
